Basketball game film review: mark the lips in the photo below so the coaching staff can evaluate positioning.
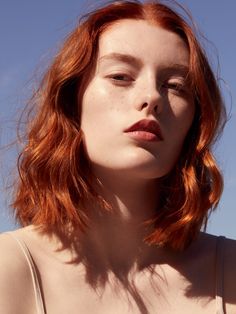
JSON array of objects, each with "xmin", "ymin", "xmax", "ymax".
[{"xmin": 124, "ymin": 119, "xmax": 163, "ymax": 141}]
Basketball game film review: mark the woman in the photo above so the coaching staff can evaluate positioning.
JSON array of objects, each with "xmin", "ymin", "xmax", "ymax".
[{"xmin": 0, "ymin": 1, "xmax": 235, "ymax": 313}]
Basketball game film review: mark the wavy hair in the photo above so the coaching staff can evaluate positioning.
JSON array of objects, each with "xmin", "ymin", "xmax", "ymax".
[{"xmin": 13, "ymin": 0, "xmax": 226, "ymax": 250}]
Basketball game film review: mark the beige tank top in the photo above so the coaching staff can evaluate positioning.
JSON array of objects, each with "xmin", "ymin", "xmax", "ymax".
[
  {"xmin": 8, "ymin": 232, "xmax": 46, "ymax": 314},
  {"xmin": 7, "ymin": 233, "xmax": 226, "ymax": 314}
]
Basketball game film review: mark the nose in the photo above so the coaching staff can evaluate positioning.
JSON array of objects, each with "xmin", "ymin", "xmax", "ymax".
[{"xmin": 135, "ymin": 75, "xmax": 163, "ymax": 115}]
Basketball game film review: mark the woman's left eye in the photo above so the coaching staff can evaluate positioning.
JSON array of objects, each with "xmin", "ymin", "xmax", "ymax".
[{"xmin": 162, "ymin": 81, "xmax": 186, "ymax": 94}]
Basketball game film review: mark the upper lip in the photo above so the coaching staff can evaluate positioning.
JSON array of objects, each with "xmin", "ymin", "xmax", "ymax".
[{"xmin": 124, "ymin": 119, "xmax": 163, "ymax": 140}]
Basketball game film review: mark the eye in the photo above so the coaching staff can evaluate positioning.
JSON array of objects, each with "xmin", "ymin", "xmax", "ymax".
[
  {"xmin": 107, "ymin": 73, "xmax": 134, "ymax": 86},
  {"xmin": 111, "ymin": 74, "xmax": 130, "ymax": 81},
  {"xmin": 161, "ymin": 81, "xmax": 186, "ymax": 95}
]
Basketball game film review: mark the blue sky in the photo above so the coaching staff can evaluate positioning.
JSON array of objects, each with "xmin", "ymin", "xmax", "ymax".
[{"xmin": 0, "ymin": 1, "xmax": 235, "ymax": 238}]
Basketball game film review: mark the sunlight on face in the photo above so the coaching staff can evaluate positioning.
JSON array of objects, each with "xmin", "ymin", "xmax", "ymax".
[{"xmin": 80, "ymin": 19, "xmax": 195, "ymax": 180}]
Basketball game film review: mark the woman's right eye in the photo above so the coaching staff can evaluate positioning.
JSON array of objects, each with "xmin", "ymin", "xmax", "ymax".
[
  {"xmin": 108, "ymin": 73, "xmax": 134, "ymax": 85},
  {"xmin": 112, "ymin": 74, "xmax": 129, "ymax": 81}
]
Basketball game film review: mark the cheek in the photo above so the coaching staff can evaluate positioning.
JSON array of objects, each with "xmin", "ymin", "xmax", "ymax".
[
  {"xmin": 80, "ymin": 82, "xmax": 124, "ymax": 144},
  {"xmin": 80, "ymin": 83, "xmax": 106, "ymax": 131},
  {"xmin": 159, "ymin": 103, "xmax": 195, "ymax": 175},
  {"xmin": 170, "ymin": 99, "xmax": 195, "ymax": 138},
  {"xmin": 80, "ymin": 81, "xmax": 132, "ymax": 139}
]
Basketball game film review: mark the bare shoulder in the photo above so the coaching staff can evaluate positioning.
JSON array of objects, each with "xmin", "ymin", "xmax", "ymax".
[
  {"xmin": 0, "ymin": 230, "xmax": 36, "ymax": 314},
  {"xmin": 223, "ymin": 236, "xmax": 236, "ymax": 312},
  {"xmin": 197, "ymin": 233, "xmax": 236, "ymax": 312},
  {"xmin": 184, "ymin": 232, "xmax": 236, "ymax": 312}
]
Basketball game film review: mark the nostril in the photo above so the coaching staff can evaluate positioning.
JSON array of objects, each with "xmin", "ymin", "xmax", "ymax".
[
  {"xmin": 141, "ymin": 102, "xmax": 148, "ymax": 110},
  {"xmin": 140, "ymin": 101, "xmax": 160, "ymax": 113}
]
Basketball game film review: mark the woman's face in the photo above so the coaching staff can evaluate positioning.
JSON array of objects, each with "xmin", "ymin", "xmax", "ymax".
[{"xmin": 80, "ymin": 19, "xmax": 195, "ymax": 180}]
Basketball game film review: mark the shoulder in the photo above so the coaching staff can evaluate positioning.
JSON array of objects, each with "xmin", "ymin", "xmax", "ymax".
[
  {"xmin": 182, "ymin": 233, "xmax": 236, "ymax": 311},
  {"xmin": 0, "ymin": 229, "xmax": 37, "ymax": 313},
  {"xmin": 223, "ymin": 236, "xmax": 236, "ymax": 312},
  {"xmin": 0, "ymin": 231, "xmax": 30, "ymax": 283},
  {"xmin": 197, "ymin": 233, "xmax": 236, "ymax": 312}
]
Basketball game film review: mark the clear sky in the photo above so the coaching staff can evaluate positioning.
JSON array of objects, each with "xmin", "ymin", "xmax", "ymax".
[{"xmin": 0, "ymin": 0, "xmax": 235, "ymax": 238}]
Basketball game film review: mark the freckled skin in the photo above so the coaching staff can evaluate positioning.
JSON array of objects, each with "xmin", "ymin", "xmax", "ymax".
[{"xmin": 80, "ymin": 19, "xmax": 195, "ymax": 179}]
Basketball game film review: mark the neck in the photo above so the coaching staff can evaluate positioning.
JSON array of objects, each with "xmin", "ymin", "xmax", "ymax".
[{"xmin": 78, "ymin": 173, "xmax": 161, "ymax": 274}]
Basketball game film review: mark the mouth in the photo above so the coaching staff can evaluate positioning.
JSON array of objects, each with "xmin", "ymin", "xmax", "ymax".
[{"xmin": 124, "ymin": 119, "xmax": 164, "ymax": 142}]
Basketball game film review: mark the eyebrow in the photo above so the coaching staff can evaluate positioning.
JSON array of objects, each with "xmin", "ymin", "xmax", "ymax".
[
  {"xmin": 163, "ymin": 64, "xmax": 190, "ymax": 76},
  {"xmin": 98, "ymin": 52, "xmax": 189, "ymax": 75},
  {"xmin": 98, "ymin": 53, "xmax": 142, "ymax": 68}
]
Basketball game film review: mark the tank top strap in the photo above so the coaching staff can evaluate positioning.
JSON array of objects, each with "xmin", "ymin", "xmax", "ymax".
[
  {"xmin": 215, "ymin": 235, "xmax": 226, "ymax": 314},
  {"xmin": 7, "ymin": 232, "xmax": 46, "ymax": 314}
]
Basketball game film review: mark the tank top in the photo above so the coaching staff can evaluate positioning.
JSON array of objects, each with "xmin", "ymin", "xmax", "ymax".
[{"xmin": 7, "ymin": 233, "xmax": 226, "ymax": 314}]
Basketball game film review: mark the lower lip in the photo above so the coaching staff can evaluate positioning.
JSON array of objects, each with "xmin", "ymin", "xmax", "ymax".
[{"xmin": 125, "ymin": 131, "xmax": 161, "ymax": 142}]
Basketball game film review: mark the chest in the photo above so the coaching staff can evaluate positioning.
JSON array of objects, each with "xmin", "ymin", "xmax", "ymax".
[{"xmin": 39, "ymin": 263, "xmax": 217, "ymax": 314}]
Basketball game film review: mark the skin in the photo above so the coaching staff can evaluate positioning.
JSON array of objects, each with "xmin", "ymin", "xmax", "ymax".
[
  {"xmin": 81, "ymin": 19, "xmax": 195, "ymax": 181},
  {"xmin": 78, "ymin": 19, "xmax": 195, "ymax": 269},
  {"xmin": 0, "ymin": 19, "xmax": 236, "ymax": 314}
]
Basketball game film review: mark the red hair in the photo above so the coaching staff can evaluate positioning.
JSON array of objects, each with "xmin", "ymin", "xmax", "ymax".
[{"xmin": 13, "ymin": 1, "xmax": 226, "ymax": 250}]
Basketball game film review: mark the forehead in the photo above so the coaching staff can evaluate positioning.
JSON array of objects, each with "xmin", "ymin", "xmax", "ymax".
[{"xmin": 97, "ymin": 19, "xmax": 189, "ymax": 68}]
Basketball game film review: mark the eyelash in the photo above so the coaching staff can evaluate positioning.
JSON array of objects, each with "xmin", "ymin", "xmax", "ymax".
[
  {"xmin": 107, "ymin": 74, "xmax": 187, "ymax": 94},
  {"xmin": 108, "ymin": 73, "xmax": 134, "ymax": 85},
  {"xmin": 161, "ymin": 82, "xmax": 187, "ymax": 95}
]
